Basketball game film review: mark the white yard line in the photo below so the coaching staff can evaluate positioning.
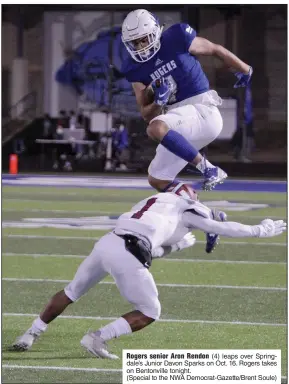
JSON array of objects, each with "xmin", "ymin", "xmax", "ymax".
[
  {"xmin": 3, "ymin": 253, "xmax": 87, "ymax": 259},
  {"xmin": 4, "ymin": 234, "xmax": 99, "ymax": 240},
  {"xmin": 4, "ymin": 191, "xmax": 79, "ymax": 196},
  {"xmin": 3, "ymin": 252, "xmax": 285, "ymax": 265},
  {"xmin": 3, "ymin": 208, "xmax": 109, "ymax": 214},
  {"xmin": 2, "ymin": 364, "xmax": 287, "ymax": 380},
  {"xmin": 2, "ymin": 364, "xmax": 121, "ymax": 373},
  {"xmin": 3, "ymin": 312, "xmax": 286, "ymax": 327},
  {"xmin": 3, "ymin": 363, "xmax": 287, "ymax": 380},
  {"xmin": 2, "ymin": 174, "xmax": 286, "ymax": 183},
  {"xmin": 162, "ymin": 258, "xmax": 286, "ymax": 265},
  {"xmin": 4, "ymin": 198, "xmax": 84, "ymax": 203},
  {"xmin": 3, "ymin": 234, "xmax": 286, "ymax": 246},
  {"xmin": 3, "ymin": 277, "xmax": 286, "ymax": 291},
  {"xmin": 3, "ymin": 208, "xmax": 285, "ymax": 220}
]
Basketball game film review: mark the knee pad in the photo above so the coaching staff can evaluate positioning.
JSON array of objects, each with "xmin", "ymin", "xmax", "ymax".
[{"xmin": 137, "ymin": 298, "xmax": 161, "ymax": 320}]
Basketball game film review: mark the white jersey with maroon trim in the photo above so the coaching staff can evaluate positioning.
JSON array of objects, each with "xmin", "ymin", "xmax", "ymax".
[{"xmin": 114, "ymin": 192, "xmax": 209, "ymax": 249}]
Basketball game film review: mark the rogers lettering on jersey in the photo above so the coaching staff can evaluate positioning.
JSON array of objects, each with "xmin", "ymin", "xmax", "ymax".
[{"xmin": 150, "ymin": 60, "xmax": 177, "ymax": 81}]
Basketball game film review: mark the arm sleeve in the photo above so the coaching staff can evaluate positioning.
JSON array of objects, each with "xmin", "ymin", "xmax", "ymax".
[{"xmin": 183, "ymin": 211, "xmax": 260, "ymax": 238}]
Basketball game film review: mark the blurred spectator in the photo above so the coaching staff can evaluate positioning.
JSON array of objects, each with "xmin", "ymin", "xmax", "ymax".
[
  {"xmin": 13, "ymin": 138, "xmax": 25, "ymax": 155},
  {"xmin": 243, "ymin": 84, "xmax": 255, "ymax": 160},
  {"xmin": 82, "ymin": 111, "xmax": 93, "ymax": 141},
  {"xmin": 55, "ymin": 110, "xmax": 66, "ymax": 139},
  {"xmin": 112, "ymin": 122, "xmax": 129, "ymax": 171},
  {"xmin": 69, "ymin": 110, "xmax": 77, "ymax": 130},
  {"xmin": 77, "ymin": 109, "xmax": 84, "ymax": 127},
  {"xmin": 232, "ymin": 85, "xmax": 255, "ymax": 163},
  {"xmin": 55, "ymin": 126, "xmax": 64, "ymax": 140},
  {"xmin": 43, "ymin": 113, "xmax": 53, "ymax": 138},
  {"xmin": 69, "ymin": 110, "xmax": 84, "ymax": 158},
  {"xmin": 57, "ymin": 110, "xmax": 68, "ymax": 130},
  {"xmin": 53, "ymin": 110, "xmax": 66, "ymax": 170}
]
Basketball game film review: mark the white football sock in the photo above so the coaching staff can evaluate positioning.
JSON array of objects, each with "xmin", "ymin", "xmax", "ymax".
[
  {"xmin": 196, "ymin": 157, "xmax": 215, "ymax": 173},
  {"xmin": 98, "ymin": 317, "xmax": 132, "ymax": 341},
  {"xmin": 30, "ymin": 317, "xmax": 48, "ymax": 335}
]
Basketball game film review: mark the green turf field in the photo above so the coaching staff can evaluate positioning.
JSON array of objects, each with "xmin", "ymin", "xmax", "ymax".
[{"xmin": 2, "ymin": 186, "xmax": 287, "ymax": 383}]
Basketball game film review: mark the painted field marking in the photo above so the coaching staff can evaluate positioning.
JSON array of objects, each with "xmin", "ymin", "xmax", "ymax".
[
  {"xmin": 3, "ymin": 208, "xmax": 286, "ymax": 221},
  {"xmin": 3, "ymin": 252, "xmax": 286, "ymax": 265},
  {"xmin": 2, "ymin": 363, "xmax": 287, "ymax": 380},
  {"xmin": 2, "ymin": 363, "xmax": 287, "ymax": 381},
  {"xmin": 2, "ymin": 364, "xmax": 121, "ymax": 373},
  {"xmin": 3, "ymin": 277, "xmax": 286, "ymax": 291},
  {"xmin": 3, "ymin": 234, "xmax": 286, "ymax": 247},
  {"xmin": 3, "ymin": 313, "xmax": 287, "ymax": 327}
]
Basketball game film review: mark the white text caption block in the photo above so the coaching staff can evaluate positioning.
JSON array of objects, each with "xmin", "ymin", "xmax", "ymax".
[{"xmin": 122, "ymin": 350, "xmax": 281, "ymax": 384}]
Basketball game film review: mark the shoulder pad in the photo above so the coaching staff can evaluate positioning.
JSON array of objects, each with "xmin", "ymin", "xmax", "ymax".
[{"xmin": 185, "ymin": 201, "xmax": 212, "ymax": 219}]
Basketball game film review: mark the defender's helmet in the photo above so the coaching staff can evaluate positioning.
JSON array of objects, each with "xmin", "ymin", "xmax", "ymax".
[
  {"xmin": 166, "ymin": 182, "xmax": 199, "ymax": 202},
  {"xmin": 121, "ymin": 9, "xmax": 163, "ymax": 63}
]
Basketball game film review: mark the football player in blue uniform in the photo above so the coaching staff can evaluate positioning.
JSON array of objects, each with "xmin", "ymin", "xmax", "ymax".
[{"xmin": 121, "ymin": 9, "xmax": 253, "ymax": 192}]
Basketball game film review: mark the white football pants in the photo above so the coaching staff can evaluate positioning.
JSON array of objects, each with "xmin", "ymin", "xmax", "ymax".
[
  {"xmin": 148, "ymin": 90, "xmax": 223, "ymax": 180},
  {"xmin": 64, "ymin": 232, "xmax": 161, "ymax": 319}
]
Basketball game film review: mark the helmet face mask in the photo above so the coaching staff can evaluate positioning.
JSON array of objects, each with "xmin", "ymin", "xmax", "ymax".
[{"xmin": 122, "ymin": 9, "xmax": 163, "ymax": 63}]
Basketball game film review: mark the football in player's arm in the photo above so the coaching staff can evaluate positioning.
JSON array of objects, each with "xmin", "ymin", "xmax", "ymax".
[
  {"xmin": 121, "ymin": 11, "xmax": 253, "ymax": 191},
  {"xmin": 127, "ymin": 23, "xmax": 252, "ymax": 123}
]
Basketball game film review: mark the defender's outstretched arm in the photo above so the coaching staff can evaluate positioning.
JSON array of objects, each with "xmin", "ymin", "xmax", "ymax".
[{"xmin": 183, "ymin": 212, "xmax": 286, "ymax": 238}]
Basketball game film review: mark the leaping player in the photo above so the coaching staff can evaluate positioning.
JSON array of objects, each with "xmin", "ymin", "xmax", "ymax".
[{"xmin": 121, "ymin": 9, "xmax": 253, "ymax": 191}]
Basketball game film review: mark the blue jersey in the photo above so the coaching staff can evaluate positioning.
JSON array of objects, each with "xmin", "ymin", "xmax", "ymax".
[{"xmin": 121, "ymin": 23, "xmax": 210, "ymax": 105}]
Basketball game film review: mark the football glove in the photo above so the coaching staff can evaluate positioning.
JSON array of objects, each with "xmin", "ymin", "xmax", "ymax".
[
  {"xmin": 174, "ymin": 232, "xmax": 196, "ymax": 251},
  {"xmin": 152, "ymin": 233, "xmax": 196, "ymax": 258},
  {"xmin": 234, "ymin": 66, "xmax": 253, "ymax": 88},
  {"xmin": 206, "ymin": 210, "xmax": 227, "ymax": 253},
  {"xmin": 151, "ymin": 78, "xmax": 171, "ymax": 106},
  {"xmin": 256, "ymin": 219, "xmax": 286, "ymax": 238}
]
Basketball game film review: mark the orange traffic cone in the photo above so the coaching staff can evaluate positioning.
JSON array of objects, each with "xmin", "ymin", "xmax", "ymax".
[{"xmin": 9, "ymin": 154, "xmax": 18, "ymax": 174}]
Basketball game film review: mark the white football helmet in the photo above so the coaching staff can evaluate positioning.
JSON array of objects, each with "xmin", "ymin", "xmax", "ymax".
[
  {"xmin": 167, "ymin": 183, "xmax": 199, "ymax": 202},
  {"xmin": 121, "ymin": 9, "xmax": 163, "ymax": 63}
]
